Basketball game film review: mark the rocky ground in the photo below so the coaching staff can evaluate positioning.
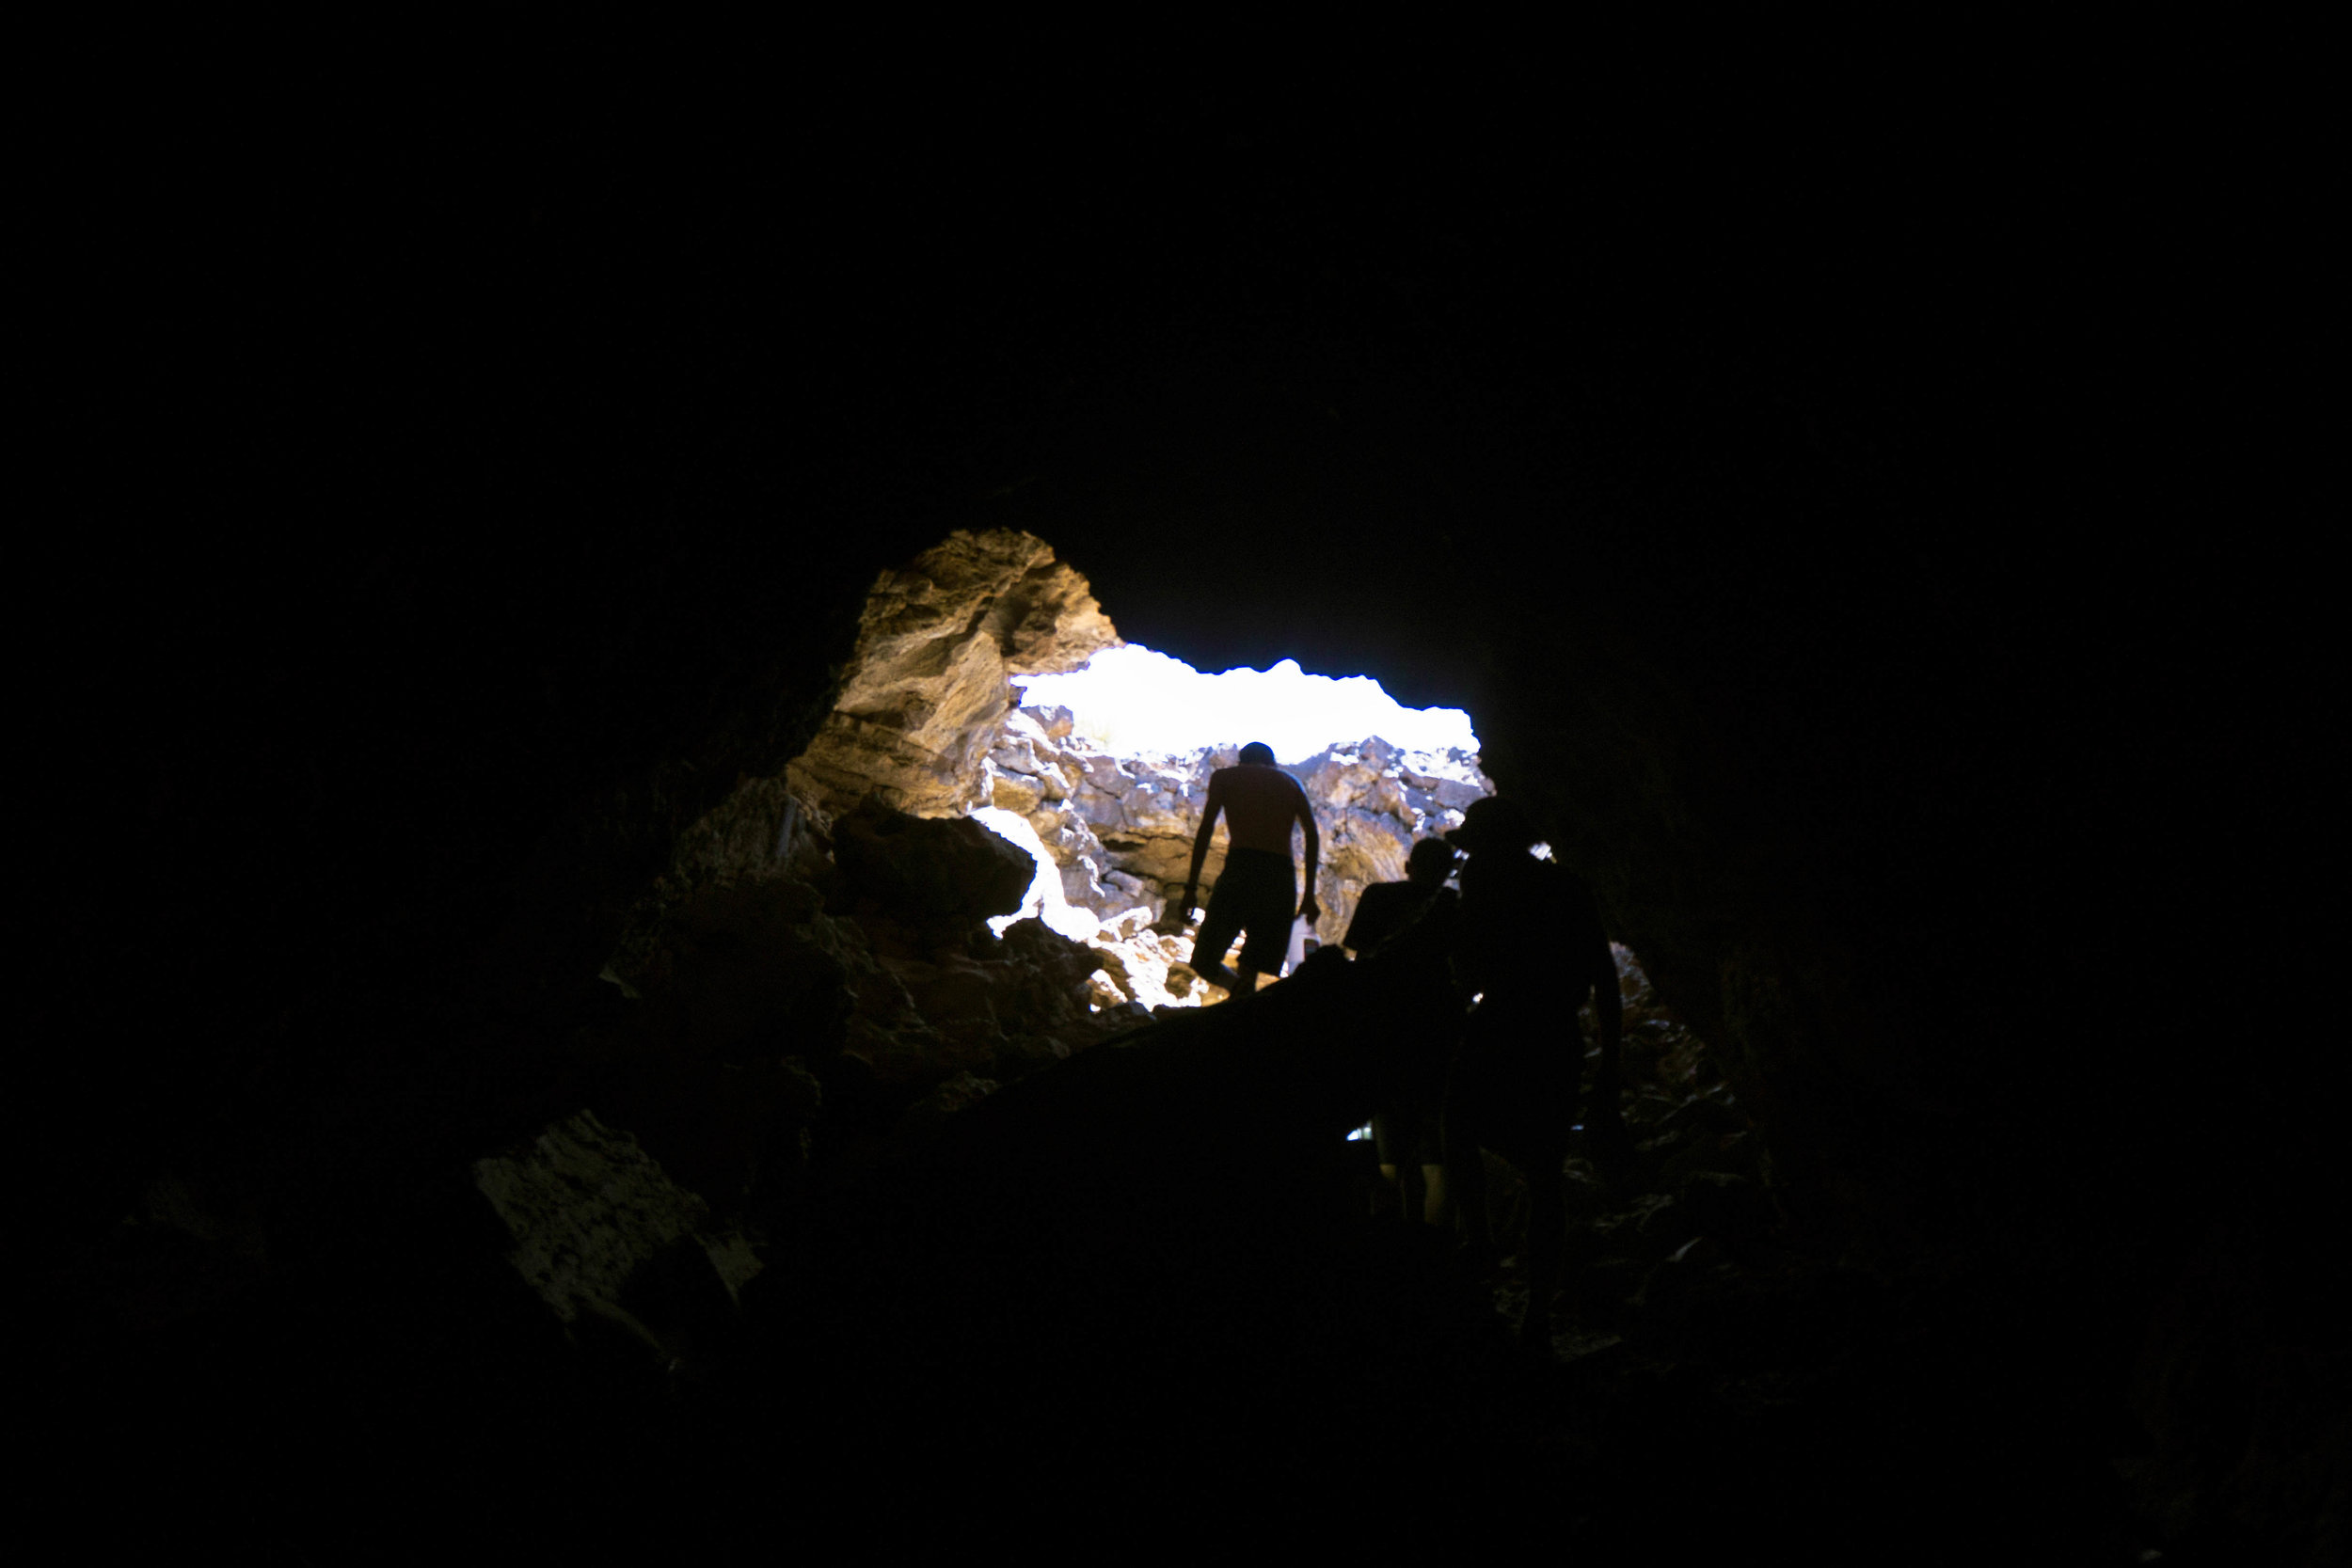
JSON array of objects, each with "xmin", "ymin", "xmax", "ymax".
[{"xmin": 34, "ymin": 838, "xmax": 2194, "ymax": 1562}]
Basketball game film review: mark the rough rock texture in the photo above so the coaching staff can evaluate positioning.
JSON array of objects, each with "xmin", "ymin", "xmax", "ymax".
[
  {"xmin": 537, "ymin": 534, "xmax": 1127, "ymax": 1219},
  {"xmin": 831, "ymin": 796, "xmax": 1034, "ymax": 948},
  {"xmin": 473, "ymin": 1109, "xmax": 760, "ymax": 1353},
  {"xmin": 787, "ymin": 530, "xmax": 1116, "ymax": 818},
  {"xmin": 580, "ymin": 798, "xmax": 1118, "ymax": 1216}
]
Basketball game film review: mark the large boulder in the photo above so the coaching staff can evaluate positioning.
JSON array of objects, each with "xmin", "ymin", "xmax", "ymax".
[
  {"xmin": 830, "ymin": 796, "xmax": 1034, "ymax": 950},
  {"xmin": 787, "ymin": 531, "xmax": 1117, "ymax": 817}
]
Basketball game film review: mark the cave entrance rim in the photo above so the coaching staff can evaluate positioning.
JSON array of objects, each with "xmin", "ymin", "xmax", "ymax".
[{"xmin": 1010, "ymin": 641, "xmax": 1482, "ymax": 767}]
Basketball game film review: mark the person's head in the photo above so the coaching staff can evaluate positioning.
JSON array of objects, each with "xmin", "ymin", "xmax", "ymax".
[
  {"xmin": 1237, "ymin": 741, "xmax": 1276, "ymax": 766},
  {"xmin": 1405, "ymin": 838, "xmax": 1458, "ymax": 887},
  {"xmin": 1444, "ymin": 795, "xmax": 1541, "ymax": 857}
]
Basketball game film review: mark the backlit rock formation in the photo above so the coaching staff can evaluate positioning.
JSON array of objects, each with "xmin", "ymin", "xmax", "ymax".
[{"xmin": 564, "ymin": 532, "xmax": 1134, "ymax": 1173}]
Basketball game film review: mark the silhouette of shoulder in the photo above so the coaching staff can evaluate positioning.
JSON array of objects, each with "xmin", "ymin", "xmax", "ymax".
[
  {"xmin": 1457, "ymin": 853, "xmax": 1604, "ymax": 975},
  {"xmin": 1344, "ymin": 879, "xmax": 1454, "ymax": 955}
]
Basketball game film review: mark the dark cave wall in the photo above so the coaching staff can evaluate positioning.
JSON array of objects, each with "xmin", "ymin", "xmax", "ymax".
[
  {"xmin": 35, "ymin": 66, "xmax": 2333, "ymax": 1552},
  {"xmin": 46, "ymin": 84, "xmax": 2292, "ymax": 1214}
]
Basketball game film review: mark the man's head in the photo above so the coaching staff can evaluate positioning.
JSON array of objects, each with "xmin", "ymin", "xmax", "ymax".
[
  {"xmin": 1237, "ymin": 741, "xmax": 1276, "ymax": 766},
  {"xmin": 1445, "ymin": 795, "xmax": 1541, "ymax": 856},
  {"xmin": 1405, "ymin": 838, "xmax": 1458, "ymax": 887}
]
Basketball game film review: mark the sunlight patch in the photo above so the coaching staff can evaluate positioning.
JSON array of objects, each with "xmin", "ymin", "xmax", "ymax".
[
  {"xmin": 973, "ymin": 806, "xmax": 1102, "ymax": 942},
  {"xmin": 1013, "ymin": 644, "xmax": 1478, "ymax": 761}
]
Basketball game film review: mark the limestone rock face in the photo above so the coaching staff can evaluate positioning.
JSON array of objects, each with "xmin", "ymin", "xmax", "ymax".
[{"xmin": 787, "ymin": 531, "xmax": 1117, "ymax": 818}]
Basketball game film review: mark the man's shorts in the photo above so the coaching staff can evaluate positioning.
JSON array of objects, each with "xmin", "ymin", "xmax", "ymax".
[{"xmin": 1194, "ymin": 847, "xmax": 1296, "ymax": 976}]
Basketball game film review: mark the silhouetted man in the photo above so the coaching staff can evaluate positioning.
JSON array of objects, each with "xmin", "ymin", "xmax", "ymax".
[
  {"xmin": 1440, "ymin": 795, "xmax": 1623, "ymax": 1353},
  {"xmin": 1177, "ymin": 742, "xmax": 1321, "ymax": 997},
  {"xmin": 1344, "ymin": 838, "xmax": 1464, "ymax": 1223},
  {"xmin": 1343, "ymin": 837, "xmax": 1459, "ymax": 959}
]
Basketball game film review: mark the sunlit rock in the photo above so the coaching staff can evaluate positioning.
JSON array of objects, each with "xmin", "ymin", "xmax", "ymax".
[
  {"xmin": 787, "ymin": 531, "xmax": 1116, "ymax": 817},
  {"xmin": 989, "ymin": 770, "xmax": 1044, "ymax": 816}
]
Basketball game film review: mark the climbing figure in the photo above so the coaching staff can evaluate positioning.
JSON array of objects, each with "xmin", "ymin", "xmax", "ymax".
[
  {"xmin": 1439, "ymin": 795, "xmax": 1624, "ymax": 1353},
  {"xmin": 1344, "ymin": 838, "xmax": 1466, "ymax": 1224},
  {"xmin": 1175, "ymin": 741, "xmax": 1322, "ymax": 998}
]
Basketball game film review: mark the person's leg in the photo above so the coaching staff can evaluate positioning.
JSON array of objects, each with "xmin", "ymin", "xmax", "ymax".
[
  {"xmin": 1419, "ymin": 1164, "xmax": 1447, "ymax": 1227},
  {"xmin": 1189, "ymin": 902, "xmax": 1245, "ymax": 994},
  {"xmin": 1391, "ymin": 1108, "xmax": 1441, "ymax": 1226},
  {"xmin": 1518, "ymin": 1141, "xmax": 1569, "ymax": 1351},
  {"xmin": 1486, "ymin": 1042, "xmax": 1576, "ymax": 1349},
  {"xmin": 1397, "ymin": 1159, "xmax": 1427, "ymax": 1226},
  {"xmin": 1442, "ymin": 1017, "xmax": 1498, "ymax": 1255},
  {"xmin": 1232, "ymin": 877, "xmax": 1291, "ymax": 994},
  {"xmin": 1373, "ymin": 1113, "xmax": 1406, "ymax": 1221},
  {"xmin": 1405, "ymin": 1111, "xmax": 1448, "ymax": 1227},
  {"xmin": 1441, "ymin": 1079, "xmax": 1491, "ymax": 1254}
]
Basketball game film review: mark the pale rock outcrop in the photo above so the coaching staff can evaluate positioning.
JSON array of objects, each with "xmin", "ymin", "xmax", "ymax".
[
  {"xmin": 474, "ymin": 1110, "xmax": 762, "ymax": 1356},
  {"xmin": 787, "ymin": 531, "xmax": 1117, "ymax": 818}
]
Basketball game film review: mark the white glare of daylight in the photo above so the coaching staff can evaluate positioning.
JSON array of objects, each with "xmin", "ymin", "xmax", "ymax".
[
  {"xmin": 1013, "ymin": 645, "xmax": 1478, "ymax": 762},
  {"xmin": 973, "ymin": 807, "xmax": 1104, "ymax": 943}
]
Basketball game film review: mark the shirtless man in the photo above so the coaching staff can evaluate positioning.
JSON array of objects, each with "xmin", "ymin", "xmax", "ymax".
[{"xmin": 1176, "ymin": 741, "xmax": 1322, "ymax": 997}]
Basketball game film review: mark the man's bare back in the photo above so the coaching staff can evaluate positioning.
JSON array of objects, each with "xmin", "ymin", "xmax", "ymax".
[{"xmin": 1209, "ymin": 763, "xmax": 1312, "ymax": 856}]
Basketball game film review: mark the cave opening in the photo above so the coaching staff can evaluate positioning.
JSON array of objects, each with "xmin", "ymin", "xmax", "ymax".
[{"xmin": 977, "ymin": 639, "xmax": 1489, "ymax": 1006}]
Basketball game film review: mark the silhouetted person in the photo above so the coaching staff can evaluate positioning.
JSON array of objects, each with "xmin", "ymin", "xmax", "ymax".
[
  {"xmin": 1343, "ymin": 837, "xmax": 1458, "ymax": 958},
  {"xmin": 1176, "ymin": 741, "xmax": 1321, "ymax": 997},
  {"xmin": 1439, "ymin": 795, "xmax": 1623, "ymax": 1353},
  {"xmin": 1344, "ymin": 838, "xmax": 1465, "ymax": 1223}
]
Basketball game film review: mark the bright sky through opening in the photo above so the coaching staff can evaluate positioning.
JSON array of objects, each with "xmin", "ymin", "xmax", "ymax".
[{"xmin": 1013, "ymin": 645, "xmax": 1479, "ymax": 763}]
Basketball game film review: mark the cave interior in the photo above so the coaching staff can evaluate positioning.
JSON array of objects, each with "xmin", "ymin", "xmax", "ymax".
[{"xmin": 33, "ymin": 69, "xmax": 2336, "ymax": 1561}]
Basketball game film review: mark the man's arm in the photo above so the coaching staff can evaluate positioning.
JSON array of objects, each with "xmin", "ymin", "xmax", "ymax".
[
  {"xmin": 1295, "ymin": 781, "xmax": 1321, "ymax": 926},
  {"xmin": 1179, "ymin": 774, "xmax": 1224, "ymax": 921}
]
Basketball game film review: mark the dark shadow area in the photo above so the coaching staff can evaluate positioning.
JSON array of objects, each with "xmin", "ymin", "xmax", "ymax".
[{"xmin": 29, "ymin": 61, "xmax": 2332, "ymax": 1562}]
